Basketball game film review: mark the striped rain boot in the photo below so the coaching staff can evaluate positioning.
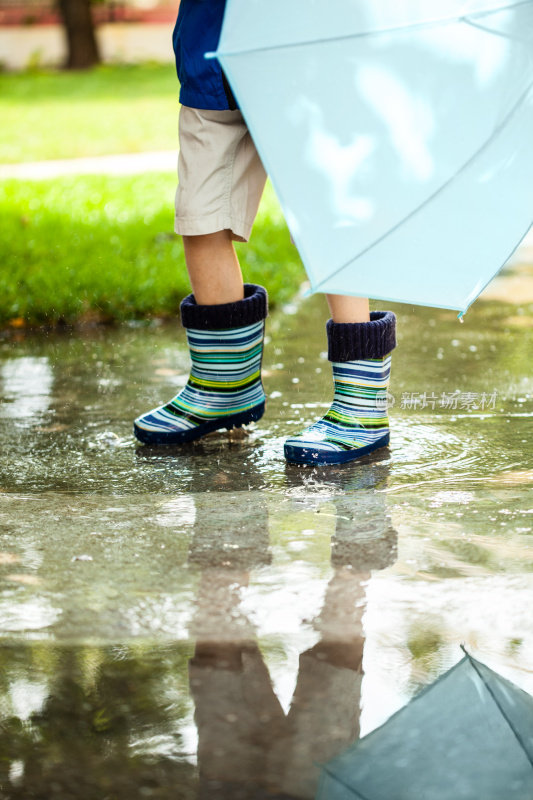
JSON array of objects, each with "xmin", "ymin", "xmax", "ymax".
[
  {"xmin": 134, "ymin": 284, "xmax": 267, "ymax": 445},
  {"xmin": 284, "ymin": 311, "xmax": 396, "ymax": 465}
]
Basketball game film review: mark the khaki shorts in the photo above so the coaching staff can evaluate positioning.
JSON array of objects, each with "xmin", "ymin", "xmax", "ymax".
[{"xmin": 175, "ymin": 106, "xmax": 267, "ymax": 243}]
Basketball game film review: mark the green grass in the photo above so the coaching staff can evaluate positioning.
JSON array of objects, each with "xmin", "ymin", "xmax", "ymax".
[
  {"xmin": 0, "ymin": 64, "xmax": 180, "ymax": 163},
  {"xmin": 0, "ymin": 174, "xmax": 305, "ymax": 326},
  {"xmin": 0, "ymin": 65, "xmax": 305, "ymax": 325}
]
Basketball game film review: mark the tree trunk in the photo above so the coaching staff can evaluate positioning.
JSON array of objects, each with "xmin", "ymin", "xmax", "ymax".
[{"xmin": 57, "ymin": 0, "xmax": 101, "ymax": 70}]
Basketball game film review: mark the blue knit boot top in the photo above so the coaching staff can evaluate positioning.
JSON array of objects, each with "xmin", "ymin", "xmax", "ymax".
[
  {"xmin": 134, "ymin": 285, "xmax": 267, "ymax": 445},
  {"xmin": 284, "ymin": 312, "xmax": 396, "ymax": 465}
]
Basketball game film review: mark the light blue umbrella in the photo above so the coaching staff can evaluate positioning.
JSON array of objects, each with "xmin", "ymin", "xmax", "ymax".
[{"xmin": 212, "ymin": 0, "xmax": 533, "ymax": 315}]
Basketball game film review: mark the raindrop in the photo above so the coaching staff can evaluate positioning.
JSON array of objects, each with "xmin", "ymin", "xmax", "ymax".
[{"xmin": 95, "ymin": 431, "xmax": 120, "ymax": 446}]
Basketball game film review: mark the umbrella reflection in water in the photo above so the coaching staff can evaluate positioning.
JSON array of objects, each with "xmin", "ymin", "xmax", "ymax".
[{"xmin": 317, "ymin": 647, "xmax": 533, "ymax": 799}]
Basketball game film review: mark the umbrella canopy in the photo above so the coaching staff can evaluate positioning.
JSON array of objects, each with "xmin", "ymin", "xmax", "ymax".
[
  {"xmin": 316, "ymin": 652, "xmax": 533, "ymax": 799},
  {"xmin": 214, "ymin": 0, "xmax": 533, "ymax": 313}
]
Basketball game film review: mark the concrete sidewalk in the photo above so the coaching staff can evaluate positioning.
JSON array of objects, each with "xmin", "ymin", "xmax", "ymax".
[{"xmin": 0, "ymin": 149, "xmax": 177, "ymax": 179}]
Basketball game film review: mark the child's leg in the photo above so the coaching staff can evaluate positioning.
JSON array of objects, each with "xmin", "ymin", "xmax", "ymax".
[
  {"xmin": 326, "ymin": 294, "xmax": 370, "ymax": 324},
  {"xmin": 183, "ymin": 231, "xmax": 244, "ymax": 305},
  {"xmin": 134, "ymin": 107, "xmax": 268, "ymax": 446}
]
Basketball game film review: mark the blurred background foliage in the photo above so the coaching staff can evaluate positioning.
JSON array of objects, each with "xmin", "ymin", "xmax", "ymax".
[
  {"xmin": 0, "ymin": 642, "xmax": 197, "ymax": 799},
  {"xmin": 0, "ymin": 65, "xmax": 179, "ymax": 162},
  {"xmin": 1, "ymin": 172, "xmax": 303, "ymax": 326},
  {"xmin": 0, "ymin": 64, "xmax": 306, "ymax": 328}
]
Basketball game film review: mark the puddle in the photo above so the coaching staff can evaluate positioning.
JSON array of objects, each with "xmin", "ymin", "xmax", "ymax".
[{"xmin": 0, "ymin": 291, "xmax": 531, "ymax": 797}]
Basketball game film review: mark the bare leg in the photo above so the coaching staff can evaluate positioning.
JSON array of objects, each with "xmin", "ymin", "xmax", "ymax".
[
  {"xmin": 183, "ymin": 230, "xmax": 244, "ymax": 305},
  {"xmin": 326, "ymin": 294, "xmax": 370, "ymax": 323}
]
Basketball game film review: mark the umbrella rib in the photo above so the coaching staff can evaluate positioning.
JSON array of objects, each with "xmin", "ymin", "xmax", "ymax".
[
  {"xmin": 463, "ymin": 17, "xmax": 533, "ymax": 44},
  {"xmin": 465, "ymin": 653, "xmax": 533, "ymax": 770},
  {"xmin": 310, "ymin": 77, "xmax": 533, "ymax": 295},
  {"xmin": 471, "ymin": 0, "xmax": 533, "ymax": 18},
  {"xmin": 454, "ymin": 214, "xmax": 533, "ymax": 311},
  {"xmin": 218, "ymin": 0, "xmax": 532, "ymax": 57},
  {"xmin": 319, "ymin": 764, "xmax": 375, "ymax": 800}
]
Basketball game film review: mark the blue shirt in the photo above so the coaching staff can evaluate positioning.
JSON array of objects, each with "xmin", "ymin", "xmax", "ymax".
[{"xmin": 172, "ymin": 0, "xmax": 236, "ymax": 110}]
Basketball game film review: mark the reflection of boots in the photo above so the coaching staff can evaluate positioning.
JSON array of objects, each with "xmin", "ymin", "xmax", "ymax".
[
  {"xmin": 284, "ymin": 312, "xmax": 396, "ymax": 465},
  {"xmin": 134, "ymin": 284, "xmax": 267, "ymax": 445},
  {"xmin": 331, "ymin": 495, "xmax": 397, "ymax": 570},
  {"xmin": 189, "ymin": 492, "xmax": 271, "ymax": 572}
]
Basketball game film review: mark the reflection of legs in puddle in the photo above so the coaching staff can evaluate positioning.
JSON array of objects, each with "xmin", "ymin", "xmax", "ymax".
[
  {"xmin": 190, "ymin": 571, "xmax": 286, "ymax": 800},
  {"xmin": 190, "ymin": 567, "xmax": 367, "ymax": 800},
  {"xmin": 272, "ymin": 473, "xmax": 397, "ymax": 798},
  {"xmin": 270, "ymin": 567, "xmax": 368, "ymax": 800},
  {"xmin": 188, "ymin": 495, "xmax": 283, "ymax": 799},
  {"xmin": 188, "ymin": 488, "xmax": 397, "ymax": 799}
]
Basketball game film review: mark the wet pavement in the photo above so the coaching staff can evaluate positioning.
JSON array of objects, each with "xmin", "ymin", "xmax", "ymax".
[{"xmin": 0, "ymin": 258, "xmax": 532, "ymax": 798}]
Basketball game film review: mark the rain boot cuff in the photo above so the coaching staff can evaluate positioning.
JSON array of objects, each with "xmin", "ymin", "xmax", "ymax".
[
  {"xmin": 180, "ymin": 284, "xmax": 268, "ymax": 330},
  {"xmin": 327, "ymin": 311, "xmax": 396, "ymax": 361}
]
